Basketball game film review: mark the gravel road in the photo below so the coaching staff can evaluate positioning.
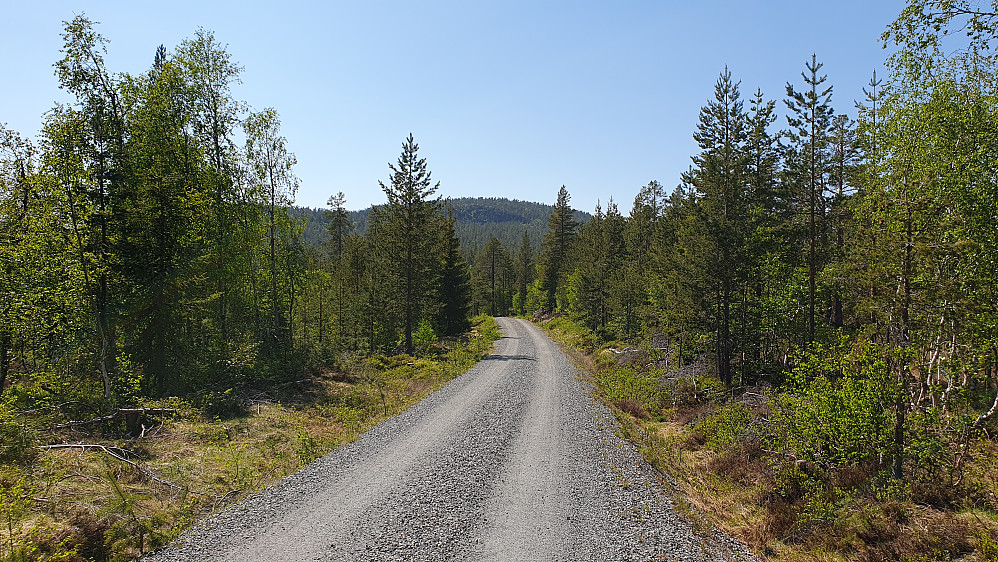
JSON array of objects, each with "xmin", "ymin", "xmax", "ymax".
[{"xmin": 146, "ymin": 318, "xmax": 754, "ymax": 561}]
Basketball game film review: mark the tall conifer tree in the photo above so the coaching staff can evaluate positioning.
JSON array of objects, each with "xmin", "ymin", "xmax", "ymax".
[
  {"xmin": 375, "ymin": 134, "xmax": 443, "ymax": 354},
  {"xmin": 684, "ymin": 68, "xmax": 749, "ymax": 386},
  {"xmin": 539, "ymin": 185, "xmax": 578, "ymax": 311},
  {"xmin": 785, "ymin": 54, "xmax": 834, "ymax": 344}
]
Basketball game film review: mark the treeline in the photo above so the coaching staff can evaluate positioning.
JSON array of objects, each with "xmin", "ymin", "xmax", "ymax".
[
  {"xmin": 0, "ymin": 17, "xmax": 472, "ymax": 418},
  {"xmin": 299, "ymin": 197, "xmax": 591, "ymax": 260},
  {"xmin": 492, "ymin": 2, "xmax": 998, "ymax": 491}
]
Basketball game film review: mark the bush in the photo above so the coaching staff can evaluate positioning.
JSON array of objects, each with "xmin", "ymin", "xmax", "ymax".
[
  {"xmin": 412, "ymin": 319, "xmax": 438, "ymax": 356},
  {"xmin": 594, "ymin": 365, "xmax": 662, "ymax": 418},
  {"xmin": 199, "ymin": 388, "xmax": 245, "ymax": 419},
  {"xmin": 695, "ymin": 402, "xmax": 753, "ymax": 452},
  {"xmin": 767, "ymin": 339, "xmax": 898, "ymax": 472}
]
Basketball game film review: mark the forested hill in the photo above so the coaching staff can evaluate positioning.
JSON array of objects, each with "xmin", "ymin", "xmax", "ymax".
[{"xmin": 297, "ymin": 197, "xmax": 591, "ymax": 259}]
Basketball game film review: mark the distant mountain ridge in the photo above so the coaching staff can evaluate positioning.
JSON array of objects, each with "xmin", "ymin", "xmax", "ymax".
[{"xmin": 296, "ymin": 197, "xmax": 591, "ymax": 260}]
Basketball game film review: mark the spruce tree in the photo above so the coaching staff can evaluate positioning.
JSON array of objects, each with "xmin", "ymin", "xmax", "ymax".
[
  {"xmin": 436, "ymin": 213, "xmax": 472, "ymax": 335},
  {"xmin": 375, "ymin": 134, "xmax": 444, "ymax": 354}
]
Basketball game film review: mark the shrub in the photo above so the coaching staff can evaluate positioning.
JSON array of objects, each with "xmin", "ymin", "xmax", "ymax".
[
  {"xmin": 594, "ymin": 365, "xmax": 662, "ymax": 417},
  {"xmin": 412, "ymin": 319, "xmax": 438, "ymax": 356},
  {"xmin": 767, "ymin": 339, "xmax": 898, "ymax": 472},
  {"xmin": 199, "ymin": 388, "xmax": 245, "ymax": 419},
  {"xmin": 0, "ymin": 420, "xmax": 35, "ymax": 464},
  {"xmin": 0, "ymin": 473, "xmax": 32, "ymax": 558},
  {"xmin": 695, "ymin": 402, "xmax": 753, "ymax": 452}
]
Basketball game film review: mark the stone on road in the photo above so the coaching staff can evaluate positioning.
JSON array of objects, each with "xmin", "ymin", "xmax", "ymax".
[{"xmin": 145, "ymin": 318, "xmax": 753, "ymax": 561}]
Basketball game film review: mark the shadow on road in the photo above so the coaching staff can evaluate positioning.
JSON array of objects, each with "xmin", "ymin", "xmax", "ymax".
[{"xmin": 484, "ymin": 354, "xmax": 536, "ymax": 362}]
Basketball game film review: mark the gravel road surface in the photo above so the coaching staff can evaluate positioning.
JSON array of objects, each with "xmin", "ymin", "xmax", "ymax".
[{"xmin": 146, "ymin": 318, "xmax": 754, "ymax": 561}]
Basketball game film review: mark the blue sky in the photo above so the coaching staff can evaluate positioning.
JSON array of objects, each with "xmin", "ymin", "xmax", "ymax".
[{"xmin": 2, "ymin": 1, "xmax": 904, "ymax": 212}]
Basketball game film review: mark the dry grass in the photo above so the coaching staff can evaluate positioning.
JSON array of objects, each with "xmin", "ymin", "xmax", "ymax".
[
  {"xmin": 614, "ymin": 399, "xmax": 651, "ymax": 420},
  {"xmin": 0, "ymin": 317, "xmax": 500, "ymax": 561},
  {"xmin": 536, "ymin": 316, "xmax": 998, "ymax": 562}
]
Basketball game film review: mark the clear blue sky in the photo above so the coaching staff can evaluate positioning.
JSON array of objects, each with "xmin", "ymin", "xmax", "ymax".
[{"xmin": 2, "ymin": 1, "xmax": 904, "ymax": 212}]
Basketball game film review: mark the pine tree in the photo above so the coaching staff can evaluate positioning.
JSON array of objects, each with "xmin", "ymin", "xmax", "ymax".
[
  {"xmin": 684, "ymin": 68, "xmax": 749, "ymax": 386},
  {"xmin": 475, "ymin": 237, "xmax": 514, "ymax": 317},
  {"xmin": 625, "ymin": 180, "xmax": 666, "ymax": 271},
  {"xmin": 539, "ymin": 185, "xmax": 578, "ymax": 311},
  {"xmin": 785, "ymin": 54, "xmax": 834, "ymax": 344},
  {"xmin": 324, "ymin": 192, "xmax": 351, "ymax": 260},
  {"xmin": 741, "ymin": 88, "xmax": 786, "ymax": 378}
]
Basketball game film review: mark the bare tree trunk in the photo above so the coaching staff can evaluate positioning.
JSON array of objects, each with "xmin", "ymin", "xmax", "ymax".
[
  {"xmin": 893, "ymin": 190, "xmax": 914, "ymax": 480},
  {"xmin": 0, "ymin": 332, "xmax": 9, "ymax": 392},
  {"xmin": 405, "ymin": 241, "xmax": 413, "ymax": 355}
]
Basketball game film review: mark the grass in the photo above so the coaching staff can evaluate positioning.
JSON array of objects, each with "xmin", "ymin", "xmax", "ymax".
[
  {"xmin": 0, "ymin": 315, "xmax": 500, "ymax": 561},
  {"xmin": 535, "ymin": 314, "xmax": 998, "ymax": 562}
]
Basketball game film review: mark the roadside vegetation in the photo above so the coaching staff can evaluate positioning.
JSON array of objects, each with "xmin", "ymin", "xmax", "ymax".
[
  {"xmin": 1, "ymin": 14, "xmax": 488, "ymax": 561},
  {"xmin": 4, "ymin": 1, "xmax": 998, "ymax": 561},
  {"xmin": 538, "ymin": 314, "xmax": 998, "ymax": 561},
  {"xmin": 0, "ymin": 316, "xmax": 498, "ymax": 561}
]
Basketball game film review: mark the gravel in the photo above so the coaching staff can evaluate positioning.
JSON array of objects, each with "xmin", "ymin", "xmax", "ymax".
[{"xmin": 145, "ymin": 318, "xmax": 756, "ymax": 561}]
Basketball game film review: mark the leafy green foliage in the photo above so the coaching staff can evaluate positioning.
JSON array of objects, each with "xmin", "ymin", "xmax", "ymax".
[
  {"xmin": 412, "ymin": 320, "xmax": 438, "ymax": 356},
  {"xmin": 696, "ymin": 402, "xmax": 752, "ymax": 452},
  {"xmin": 768, "ymin": 339, "xmax": 898, "ymax": 470},
  {"xmin": 0, "ymin": 473, "xmax": 31, "ymax": 559}
]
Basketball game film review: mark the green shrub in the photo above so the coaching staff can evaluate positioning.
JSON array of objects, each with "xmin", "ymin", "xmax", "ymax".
[
  {"xmin": 0, "ymin": 473, "xmax": 32, "ymax": 558},
  {"xmin": 594, "ymin": 365, "xmax": 662, "ymax": 417},
  {"xmin": 412, "ymin": 319, "xmax": 438, "ymax": 355},
  {"xmin": 200, "ymin": 388, "xmax": 245, "ymax": 419},
  {"xmin": 293, "ymin": 425, "xmax": 321, "ymax": 466},
  {"xmin": 696, "ymin": 402, "xmax": 753, "ymax": 451},
  {"xmin": 977, "ymin": 529, "xmax": 998, "ymax": 562},
  {"xmin": 767, "ymin": 338, "xmax": 898, "ymax": 471},
  {"xmin": 0, "ymin": 420, "xmax": 35, "ymax": 464}
]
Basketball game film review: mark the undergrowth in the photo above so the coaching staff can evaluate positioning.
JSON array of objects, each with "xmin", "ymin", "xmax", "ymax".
[
  {"xmin": 536, "ymin": 314, "xmax": 998, "ymax": 562},
  {"xmin": 0, "ymin": 315, "xmax": 499, "ymax": 561}
]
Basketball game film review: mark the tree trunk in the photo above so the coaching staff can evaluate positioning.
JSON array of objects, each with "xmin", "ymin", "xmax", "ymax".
[
  {"xmin": 893, "ymin": 377, "xmax": 907, "ymax": 479},
  {"xmin": 405, "ymin": 240, "xmax": 413, "ymax": 355},
  {"xmin": 0, "ymin": 331, "xmax": 9, "ymax": 392}
]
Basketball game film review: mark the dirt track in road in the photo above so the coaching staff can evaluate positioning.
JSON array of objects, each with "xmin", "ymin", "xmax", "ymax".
[{"xmin": 146, "ymin": 318, "xmax": 753, "ymax": 561}]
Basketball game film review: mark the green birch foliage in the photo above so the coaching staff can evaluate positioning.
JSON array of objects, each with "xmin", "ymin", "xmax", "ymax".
[
  {"xmin": 244, "ymin": 108, "xmax": 300, "ymax": 356},
  {"xmin": 116, "ymin": 52, "xmax": 206, "ymax": 396},
  {"xmin": 769, "ymin": 339, "xmax": 899, "ymax": 469},
  {"xmin": 53, "ymin": 15, "xmax": 128, "ymax": 403},
  {"xmin": 875, "ymin": 0, "xmax": 998, "ymax": 385}
]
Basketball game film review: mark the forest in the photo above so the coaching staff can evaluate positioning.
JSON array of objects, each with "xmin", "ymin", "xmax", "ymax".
[
  {"xmin": 0, "ymin": 16, "xmax": 479, "ymax": 408},
  {"xmin": 2, "ymin": 0, "xmax": 998, "ymax": 560},
  {"xmin": 298, "ymin": 197, "xmax": 590, "ymax": 259},
  {"xmin": 512, "ymin": 1, "xmax": 998, "ymax": 558}
]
